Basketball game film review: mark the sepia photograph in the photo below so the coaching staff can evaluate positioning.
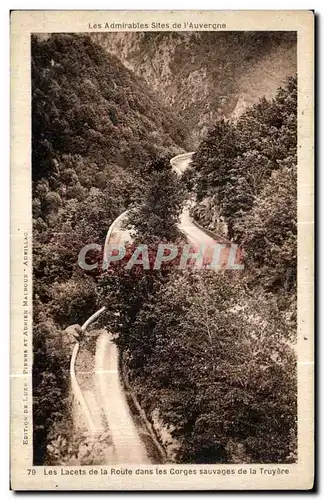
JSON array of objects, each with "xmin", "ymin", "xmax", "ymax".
[
  {"xmin": 32, "ymin": 29, "xmax": 298, "ymax": 466},
  {"xmin": 10, "ymin": 10, "xmax": 314, "ymax": 491}
]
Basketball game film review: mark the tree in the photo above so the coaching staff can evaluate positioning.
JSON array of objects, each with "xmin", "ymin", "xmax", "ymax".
[
  {"xmin": 189, "ymin": 119, "xmax": 240, "ymax": 202},
  {"xmin": 128, "ymin": 270, "xmax": 297, "ymax": 464},
  {"xmin": 128, "ymin": 156, "xmax": 184, "ymax": 244},
  {"xmin": 237, "ymin": 162, "xmax": 297, "ymax": 298}
]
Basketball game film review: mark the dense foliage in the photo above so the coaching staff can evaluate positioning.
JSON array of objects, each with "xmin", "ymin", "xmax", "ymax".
[
  {"xmin": 98, "ymin": 156, "xmax": 185, "ymax": 351},
  {"xmin": 185, "ymin": 77, "xmax": 297, "ymax": 309},
  {"xmin": 122, "ymin": 271, "xmax": 297, "ymax": 463},
  {"xmin": 127, "ymin": 156, "xmax": 185, "ymax": 244}
]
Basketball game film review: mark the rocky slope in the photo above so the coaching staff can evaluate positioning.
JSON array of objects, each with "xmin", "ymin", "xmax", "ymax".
[{"xmin": 92, "ymin": 31, "xmax": 297, "ymax": 145}]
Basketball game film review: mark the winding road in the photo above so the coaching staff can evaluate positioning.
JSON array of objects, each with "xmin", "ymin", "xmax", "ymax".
[
  {"xmin": 72, "ymin": 152, "xmax": 218, "ymax": 464},
  {"xmin": 95, "ymin": 332, "xmax": 151, "ymax": 463}
]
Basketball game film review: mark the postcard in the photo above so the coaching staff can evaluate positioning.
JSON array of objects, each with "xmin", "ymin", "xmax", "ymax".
[{"xmin": 10, "ymin": 10, "xmax": 314, "ymax": 490}]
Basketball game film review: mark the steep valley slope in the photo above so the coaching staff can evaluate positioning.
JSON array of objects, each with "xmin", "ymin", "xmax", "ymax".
[
  {"xmin": 92, "ymin": 31, "xmax": 297, "ymax": 144},
  {"xmin": 32, "ymin": 33, "xmax": 189, "ymax": 465}
]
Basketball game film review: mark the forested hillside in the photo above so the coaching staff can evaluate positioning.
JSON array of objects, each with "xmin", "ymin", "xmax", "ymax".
[
  {"xmin": 185, "ymin": 76, "xmax": 297, "ymax": 312},
  {"xmin": 93, "ymin": 31, "xmax": 297, "ymax": 143},
  {"xmin": 31, "ymin": 33, "xmax": 187, "ymax": 464}
]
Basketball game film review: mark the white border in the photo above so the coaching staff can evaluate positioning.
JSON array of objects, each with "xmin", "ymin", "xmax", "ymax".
[{"xmin": 4, "ymin": 1, "xmax": 320, "ymax": 498}]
